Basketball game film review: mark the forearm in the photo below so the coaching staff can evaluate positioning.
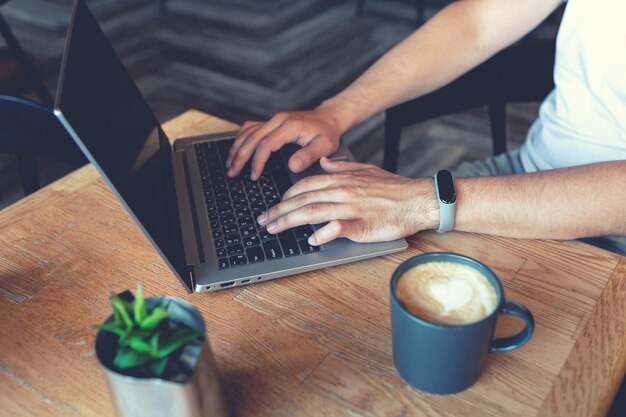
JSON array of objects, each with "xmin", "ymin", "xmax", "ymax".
[
  {"xmin": 320, "ymin": 0, "xmax": 561, "ymax": 133},
  {"xmin": 449, "ymin": 161, "xmax": 626, "ymax": 239}
]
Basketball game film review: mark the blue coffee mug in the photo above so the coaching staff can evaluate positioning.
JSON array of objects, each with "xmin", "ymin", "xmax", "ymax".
[{"xmin": 390, "ymin": 252, "xmax": 534, "ymax": 394}]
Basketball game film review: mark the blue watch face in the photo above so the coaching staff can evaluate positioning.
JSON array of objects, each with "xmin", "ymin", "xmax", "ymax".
[{"xmin": 436, "ymin": 170, "xmax": 456, "ymax": 204}]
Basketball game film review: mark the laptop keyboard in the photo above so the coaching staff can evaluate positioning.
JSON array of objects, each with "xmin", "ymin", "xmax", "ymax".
[{"xmin": 194, "ymin": 139, "xmax": 320, "ymax": 270}]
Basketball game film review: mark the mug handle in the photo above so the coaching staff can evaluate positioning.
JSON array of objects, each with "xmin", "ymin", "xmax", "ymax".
[{"xmin": 490, "ymin": 299, "xmax": 535, "ymax": 352}]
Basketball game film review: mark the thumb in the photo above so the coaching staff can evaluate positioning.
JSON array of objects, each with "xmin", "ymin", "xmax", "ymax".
[
  {"xmin": 288, "ymin": 138, "xmax": 333, "ymax": 173},
  {"xmin": 320, "ymin": 156, "xmax": 363, "ymax": 173}
]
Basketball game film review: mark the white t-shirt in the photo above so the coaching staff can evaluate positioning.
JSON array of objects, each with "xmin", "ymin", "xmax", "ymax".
[{"xmin": 519, "ymin": 0, "xmax": 626, "ymax": 172}]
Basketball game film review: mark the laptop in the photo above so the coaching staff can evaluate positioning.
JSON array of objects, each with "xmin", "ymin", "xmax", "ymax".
[{"xmin": 54, "ymin": 0, "xmax": 407, "ymax": 293}]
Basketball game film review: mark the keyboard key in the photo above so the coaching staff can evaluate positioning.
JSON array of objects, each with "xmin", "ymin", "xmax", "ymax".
[
  {"xmin": 262, "ymin": 187, "xmax": 277, "ymax": 197},
  {"xmin": 299, "ymin": 240, "xmax": 320, "ymax": 254},
  {"xmin": 215, "ymin": 191, "xmax": 229, "ymax": 200},
  {"xmin": 243, "ymin": 236, "xmax": 260, "ymax": 247},
  {"xmin": 218, "ymin": 202, "xmax": 233, "ymax": 211},
  {"xmin": 235, "ymin": 207, "xmax": 251, "ymax": 217},
  {"xmin": 210, "ymin": 220, "xmax": 220, "ymax": 230},
  {"xmin": 221, "ymin": 214, "xmax": 235, "ymax": 224},
  {"xmin": 231, "ymin": 189, "xmax": 245, "ymax": 198},
  {"xmin": 217, "ymin": 247, "xmax": 227, "ymax": 258},
  {"xmin": 215, "ymin": 238, "xmax": 225, "ymax": 248},
  {"xmin": 229, "ymin": 254, "xmax": 247, "ymax": 267},
  {"xmin": 294, "ymin": 226, "xmax": 314, "ymax": 240},
  {"xmin": 227, "ymin": 244, "xmax": 244, "ymax": 255},
  {"xmin": 238, "ymin": 216, "xmax": 254, "ymax": 227},
  {"xmin": 222, "ymin": 223, "xmax": 238, "ymax": 235},
  {"xmin": 219, "ymin": 207, "xmax": 233, "ymax": 217},
  {"xmin": 218, "ymin": 139, "xmax": 233, "ymax": 152},
  {"xmin": 218, "ymin": 258, "xmax": 229, "ymax": 270},
  {"xmin": 259, "ymin": 228, "xmax": 276, "ymax": 240},
  {"xmin": 279, "ymin": 231, "xmax": 300, "ymax": 257},
  {"xmin": 212, "ymin": 229, "xmax": 222, "ymax": 239},
  {"xmin": 251, "ymin": 201, "xmax": 266, "ymax": 211},
  {"xmin": 245, "ymin": 184, "xmax": 259, "ymax": 193},
  {"xmin": 246, "ymin": 247, "xmax": 265, "ymax": 263},
  {"xmin": 269, "ymin": 157, "xmax": 292, "ymax": 194},
  {"xmin": 241, "ymin": 225, "xmax": 256, "ymax": 237},
  {"xmin": 225, "ymin": 234, "xmax": 241, "ymax": 245},
  {"xmin": 263, "ymin": 240, "xmax": 283, "ymax": 260},
  {"xmin": 248, "ymin": 193, "xmax": 262, "ymax": 204},
  {"xmin": 233, "ymin": 198, "xmax": 248, "ymax": 209}
]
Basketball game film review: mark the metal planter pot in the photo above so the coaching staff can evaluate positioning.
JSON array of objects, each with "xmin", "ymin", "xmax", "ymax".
[{"xmin": 95, "ymin": 296, "xmax": 229, "ymax": 417}]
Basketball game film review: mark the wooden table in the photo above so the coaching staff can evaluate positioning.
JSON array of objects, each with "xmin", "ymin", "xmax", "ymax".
[{"xmin": 1, "ymin": 110, "xmax": 625, "ymax": 417}]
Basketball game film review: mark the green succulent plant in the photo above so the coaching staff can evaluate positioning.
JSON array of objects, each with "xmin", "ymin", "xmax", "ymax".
[{"xmin": 98, "ymin": 285, "xmax": 202, "ymax": 378}]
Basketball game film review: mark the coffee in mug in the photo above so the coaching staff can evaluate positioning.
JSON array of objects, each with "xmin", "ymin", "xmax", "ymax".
[
  {"xmin": 390, "ymin": 252, "xmax": 535, "ymax": 394},
  {"xmin": 395, "ymin": 261, "xmax": 498, "ymax": 325}
]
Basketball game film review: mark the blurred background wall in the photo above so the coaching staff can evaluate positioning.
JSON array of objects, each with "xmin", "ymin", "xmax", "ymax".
[{"xmin": 0, "ymin": 0, "xmax": 560, "ymax": 209}]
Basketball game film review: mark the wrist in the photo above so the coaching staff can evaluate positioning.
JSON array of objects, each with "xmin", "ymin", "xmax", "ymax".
[
  {"xmin": 408, "ymin": 179, "xmax": 440, "ymax": 233},
  {"xmin": 316, "ymin": 96, "xmax": 362, "ymax": 134}
]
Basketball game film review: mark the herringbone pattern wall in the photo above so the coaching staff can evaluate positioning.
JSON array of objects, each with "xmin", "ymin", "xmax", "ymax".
[{"xmin": 0, "ymin": 0, "xmax": 558, "ymax": 208}]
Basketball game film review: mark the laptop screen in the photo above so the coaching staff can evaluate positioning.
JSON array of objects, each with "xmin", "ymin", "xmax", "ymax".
[{"xmin": 55, "ymin": 0, "xmax": 190, "ymax": 290}]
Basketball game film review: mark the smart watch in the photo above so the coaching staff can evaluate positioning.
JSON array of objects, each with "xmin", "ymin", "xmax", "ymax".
[{"xmin": 433, "ymin": 170, "xmax": 456, "ymax": 233}]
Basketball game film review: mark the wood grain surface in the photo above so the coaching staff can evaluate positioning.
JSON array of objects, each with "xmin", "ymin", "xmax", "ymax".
[{"xmin": 0, "ymin": 110, "xmax": 624, "ymax": 417}]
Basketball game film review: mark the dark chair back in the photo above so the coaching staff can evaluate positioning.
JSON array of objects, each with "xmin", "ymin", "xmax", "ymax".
[
  {"xmin": 0, "ymin": 95, "xmax": 86, "ymax": 195},
  {"xmin": 383, "ymin": 39, "xmax": 556, "ymax": 173}
]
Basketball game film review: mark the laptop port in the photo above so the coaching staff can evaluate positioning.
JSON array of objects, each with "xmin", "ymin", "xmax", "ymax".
[
  {"xmin": 220, "ymin": 281, "xmax": 235, "ymax": 288},
  {"xmin": 241, "ymin": 279, "xmax": 251, "ymax": 284}
]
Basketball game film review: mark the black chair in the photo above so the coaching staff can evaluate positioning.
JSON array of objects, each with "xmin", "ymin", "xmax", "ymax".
[
  {"xmin": 382, "ymin": 39, "xmax": 556, "ymax": 173},
  {"xmin": 0, "ymin": 95, "xmax": 86, "ymax": 195},
  {"xmin": 0, "ymin": 3, "xmax": 54, "ymax": 106},
  {"xmin": 356, "ymin": 0, "xmax": 428, "ymax": 26}
]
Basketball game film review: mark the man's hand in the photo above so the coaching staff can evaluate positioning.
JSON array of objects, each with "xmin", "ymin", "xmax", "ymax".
[
  {"xmin": 256, "ymin": 157, "xmax": 439, "ymax": 245},
  {"xmin": 226, "ymin": 106, "xmax": 344, "ymax": 180}
]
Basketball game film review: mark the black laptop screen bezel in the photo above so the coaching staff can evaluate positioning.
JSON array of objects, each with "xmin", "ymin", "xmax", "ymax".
[{"xmin": 54, "ymin": 0, "xmax": 192, "ymax": 292}]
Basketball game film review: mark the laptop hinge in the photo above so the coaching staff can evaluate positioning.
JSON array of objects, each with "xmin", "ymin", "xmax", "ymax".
[
  {"xmin": 188, "ymin": 267, "xmax": 196, "ymax": 291},
  {"xmin": 172, "ymin": 151, "xmax": 203, "ymax": 266}
]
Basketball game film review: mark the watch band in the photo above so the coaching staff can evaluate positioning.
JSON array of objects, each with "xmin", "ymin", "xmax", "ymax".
[{"xmin": 433, "ymin": 170, "xmax": 457, "ymax": 233}]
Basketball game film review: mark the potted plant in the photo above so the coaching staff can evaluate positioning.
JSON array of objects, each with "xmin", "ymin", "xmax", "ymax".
[{"xmin": 95, "ymin": 285, "xmax": 229, "ymax": 417}]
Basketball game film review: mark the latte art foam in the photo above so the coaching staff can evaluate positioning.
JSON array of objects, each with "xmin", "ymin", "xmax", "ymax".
[{"xmin": 396, "ymin": 261, "xmax": 498, "ymax": 325}]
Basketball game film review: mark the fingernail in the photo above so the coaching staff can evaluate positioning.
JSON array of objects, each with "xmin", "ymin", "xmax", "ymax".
[
  {"xmin": 267, "ymin": 221, "xmax": 277, "ymax": 232},
  {"xmin": 295, "ymin": 157, "xmax": 303, "ymax": 170},
  {"xmin": 226, "ymin": 157, "xmax": 232, "ymax": 168},
  {"xmin": 257, "ymin": 212, "xmax": 268, "ymax": 225},
  {"xmin": 227, "ymin": 168, "xmax": 233, "ymax": 177},
  {"xmin": 250, "ymin": 169, "xmax": 257, "ymax": 181},
  {"xmin": 308, "ymin": 235, "xmax": 317, "ymax": 246}
]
